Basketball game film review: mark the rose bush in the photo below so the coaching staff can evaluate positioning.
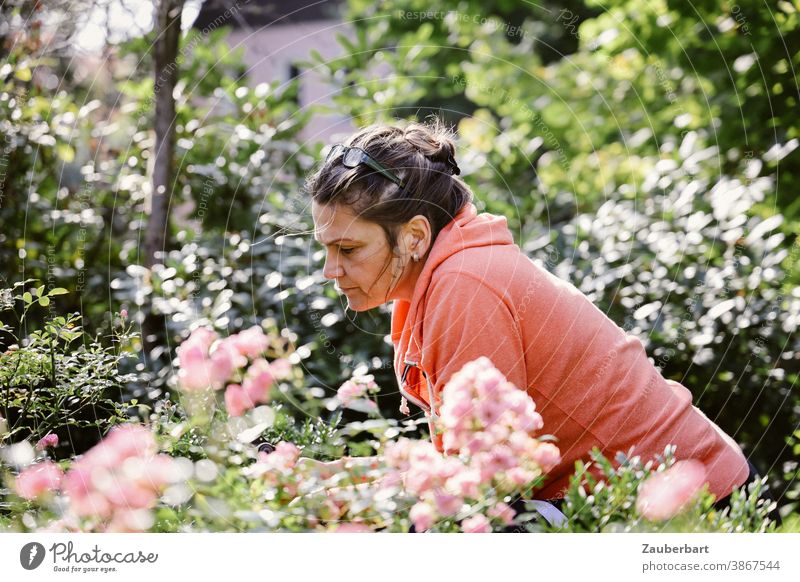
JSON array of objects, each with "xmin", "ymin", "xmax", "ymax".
[{"xmin": 1, "ymin": 324, "xmax": 790, "ymax": 532}]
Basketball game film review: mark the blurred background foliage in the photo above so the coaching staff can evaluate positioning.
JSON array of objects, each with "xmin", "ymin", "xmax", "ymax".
[{"xmin": 0, "ymin": 0, "xmax": 798, "ymax": 514}]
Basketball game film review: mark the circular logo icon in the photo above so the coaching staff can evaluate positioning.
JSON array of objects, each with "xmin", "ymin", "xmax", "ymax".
[{"xmin": 20, "ymin": 542, "xmax": 46, "ymax": 570}]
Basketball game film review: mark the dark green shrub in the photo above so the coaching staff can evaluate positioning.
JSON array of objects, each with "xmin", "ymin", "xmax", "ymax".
[
  {"xmin": 0, "ymin": 282, "xmax": 132, "ymax": 459},
  {"xmin": 528, "ymin": 136, "xmax": 799, "ymax": 503}
]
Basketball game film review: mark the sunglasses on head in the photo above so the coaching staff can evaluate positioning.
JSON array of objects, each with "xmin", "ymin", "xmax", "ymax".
[{"xmin": 325, "ymin": 144, "xmax": 407, "ymax": 189}]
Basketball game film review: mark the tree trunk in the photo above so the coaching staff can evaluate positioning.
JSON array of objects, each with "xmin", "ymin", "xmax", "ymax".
[
  {"xmin": 144, "ymin": 0, "xmax": 183, "ymax": 269},
  {"xmin": 142, "ymin": 0, "xmax": 183, "ymax": 355}
]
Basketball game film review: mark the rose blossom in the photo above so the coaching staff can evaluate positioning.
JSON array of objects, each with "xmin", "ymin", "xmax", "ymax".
[
  {"xmin": 61, "ymin": 424, "xmax": 177, "ymax": 530},
  {"xmin": 14, "ymin": 461, "xmax": 64, "ymax": 499},
  {"xmin": 636, "ymin": 459, "xmax": 707, "ymax": 521},
  {"xmin": 176, "ymin": 328, "xmax": 228, "ymax": 391},
  {"xmin": 36, "ymin": 432, "xmax": 59, "ymax": 451},
  {"xmin": 409, "ymin": 502, "xmax": 436, "ymax": 532},
  {"xmin": 229, "ymin": 326, "xmax": 270, "ymax": 359},
  {"xmin": 176, "ymin": 329, "xmax": 243, "ymax": 392},
  {"xmin": 224, "ymin": 384, "xmax": 254, "ymax": 417},
  {"xmin": 269, "ymin": 358, "xmax": 293, "ymax": 380},
  {"xmin": 461, "ymin": 513, "xmax": 492, "ymax": 533},
  {"xmin": 337, "ymin": 375, "xmax": 378, "ymax": 406},
  {"xmin": 488, "ymin": 501, "xmax": 516, "ymax": 526},
  {"xmin": 337, "ymin": 380, "xmax": 366, "ymax": 405},
  {"xmin": 242, "ymin": 358, "xmax": 275, "ymax": 404},
  {"xmin": 433, "ymin": 490, "xmax": 463, "ymax": 516}
]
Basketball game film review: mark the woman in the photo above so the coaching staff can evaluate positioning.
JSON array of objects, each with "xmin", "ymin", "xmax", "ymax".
[{"xmin": 307, "ymin": 119, "xmax": 773, "ymax": 519}]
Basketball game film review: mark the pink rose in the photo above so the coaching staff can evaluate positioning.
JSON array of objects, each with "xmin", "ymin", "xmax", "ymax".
[
  {"xmin": 269, "ymin": 358, "xmax": 293, "ymax": 380},
  {"xmin": 504, "ymin": 466, "xmax": 537, "ymax": 487},
  {"xmin": 461, "ymin": 513, "xmax": 492, "ymax": 533},
  {"xmin": 337, "ymin": 380, "xmax": 367, "ymax": 405},
  {"xmin": 14, "ymin": 461, "xmax": 64, "ymax": 499},
  {"xmin": 257, "ymin": 441, "xmax": 301, "ymax": 474},
  {"xmin": 182, "ymin": 327, "xmax": 218, "ymax": 353},
  {"xmin": 68, "ymin": 490, "xmax": 113, "ymax": 519},
  {"xmin": 36, "ymin": 432, "xmax": 59, "ymax": 451},
  {"xmin": 208, "ymin": 341, "xmax": 237, "ymax": 386},
  {"xmin": 404, "ymin": 467, "xmax": 435, "ymax": 496},
  {"xmin": 91, "ymin": 424, "xmax": 157, "ymax": 464},
  {"xmin": 483, "ymin": 445, "xmax": 517, "ymax": 474},
  {"xmin": 176, "ymin": 342, "xmax": 213, "ymax": 391},
  {"xmin": 104, "ymin": 480, "xmax": 157, "ymax": 510},
  {"xmin": 433, "ymin": 490, "xmax": 463, "ymax": 516},
  {"xmin": 242, "ymin": 358, "xmax": 275, "ymax": 404},
  {"xmin": 216, "ymin": 336, "xmax": 248, "ymax": 369},
  {"xmin": 447, "ymin": 469, "xmax": 481, "ymax": 498},
  {"xmin": 272, "ymin": 441, "xmax": 301, "ymax": 465},
  {"xmin": 231, "ymin": 326, "xmax": 270, "ymax": 359},
  {"xmin": 488, "ymin": 501, "xmax": 516, "ymax": 526},
  {"xmin": 224, "ymin": 384, "xmax": 255, "ymax": 417},
  {"xmin": 61, "ymin": 424, "xmax": 176, "ymax": 529},
  {"xmin": 177, "ymin": 328, "xmax": 238, "ymax": 391},
  {"xmin": 477, "ymin": 399, "xmax": 506, "ymax": 427},
  {"xmin": 409, "ymin": 502, "xmax": 437, "ymax": 532},
  {"xmin": 636, "ymin": 460, "xmax": 707, "ymax": 521},
  {"xmin": 531, "ymin": 442, "xmax": 561, "ymax": 473}
]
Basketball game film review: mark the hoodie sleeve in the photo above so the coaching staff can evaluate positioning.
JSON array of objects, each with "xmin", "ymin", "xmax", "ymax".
[{"xmin": 421, "ymin": 271, "xmax": 528, "ymax": 411}]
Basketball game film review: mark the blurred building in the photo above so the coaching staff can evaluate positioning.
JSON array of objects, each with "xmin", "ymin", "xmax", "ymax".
[{"xmin": 192, "ymin": 0, "xmax": 355, "ymax": 144}]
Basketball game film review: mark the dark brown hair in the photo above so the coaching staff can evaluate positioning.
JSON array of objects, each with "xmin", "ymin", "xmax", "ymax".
[{"xmin": 306, "ymin": 117, "xmax": 473, "ymax": 260}]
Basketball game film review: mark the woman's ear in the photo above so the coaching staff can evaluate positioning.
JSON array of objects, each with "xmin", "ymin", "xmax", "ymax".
[{"xmin": 402, "ymin": 215, "xmax": 431, "ymax": 258}]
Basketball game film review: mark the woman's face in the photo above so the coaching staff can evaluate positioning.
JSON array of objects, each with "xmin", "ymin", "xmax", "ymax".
[{"xmin": 312, "ymin": 201, "xmax": 404, "ymax": 311}]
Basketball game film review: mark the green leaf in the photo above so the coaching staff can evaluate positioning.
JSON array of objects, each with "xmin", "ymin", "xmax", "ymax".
[
  {"xmin": 35, "ymin": 285, "xmax": 45, "ymax": 297},
  {"xmin": 38, "ymin": 296, "xmax": 50, "ymax": 307},
  {"xmin": 48, "ymin": 288, "xmax": 68, "ymax": 296},
  {"xmin": 23, "ymin": 292, "xmax": 32, "ymax": 304},
  {"xmin": 56, "ymin": 143, "xmax": 75, "ymax": 163},
  {"xmin": 14, "ymin": 67, "xmax": 32, "ymax": 81}
]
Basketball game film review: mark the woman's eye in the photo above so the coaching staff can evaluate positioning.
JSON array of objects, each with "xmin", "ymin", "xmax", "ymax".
[{"xmin": 340, "ymin": 247, "xmax": 355, "ymax": 255}]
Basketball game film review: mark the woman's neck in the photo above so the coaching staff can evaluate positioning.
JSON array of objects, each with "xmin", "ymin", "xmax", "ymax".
[{"xmin": 388, "ymin": 257, "xmax": 427, "ymax": 303}]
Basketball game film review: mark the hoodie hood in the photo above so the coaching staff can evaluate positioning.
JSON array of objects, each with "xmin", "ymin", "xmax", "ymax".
[{"xmin": 390, "ymin": 202, "xmax": 515, "ymax": 384}]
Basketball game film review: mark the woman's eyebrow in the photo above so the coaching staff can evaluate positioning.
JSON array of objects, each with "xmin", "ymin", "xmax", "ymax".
[{"xmin": 315, "ymin": 236, "xmax": 358, "ymax": 245}]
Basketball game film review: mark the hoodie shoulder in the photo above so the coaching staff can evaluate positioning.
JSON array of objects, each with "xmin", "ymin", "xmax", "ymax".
[{"xmin": 434, "ymin": 243, "xmax": 529, "ymax": 292}]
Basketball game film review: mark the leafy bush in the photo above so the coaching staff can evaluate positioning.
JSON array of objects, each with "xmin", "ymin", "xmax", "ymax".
[
  {"xmin": 0, "ymin": 282, "xmax": 133, "ymax": 459},
  {"xmin": 538, "ymin": 447, "xmax": 778, "ymax": 533},
  {"xmin": 0, "ymin": 345, "xmax": 785, "ymax": 533},
  {"xmin": 530, "ymin": 134, "xmax": 800, "ymax": 502}
]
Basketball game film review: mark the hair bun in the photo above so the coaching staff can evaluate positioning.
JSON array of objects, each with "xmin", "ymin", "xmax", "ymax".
[{"xmin": 403, "ymin": 122, "xmax": 461, "ymax": 176}]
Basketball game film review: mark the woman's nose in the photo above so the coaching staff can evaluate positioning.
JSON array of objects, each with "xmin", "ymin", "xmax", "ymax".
[{"xmin": 322, "ymin": 253, "xmax": 343, "ymax": 280}]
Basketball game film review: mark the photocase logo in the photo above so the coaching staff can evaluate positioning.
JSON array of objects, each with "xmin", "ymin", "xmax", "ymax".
[{"xmin": 20, "ymin": 542, "xmax": 46, "ymax": 570}]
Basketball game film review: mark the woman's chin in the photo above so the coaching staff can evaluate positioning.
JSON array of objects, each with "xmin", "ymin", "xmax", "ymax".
[
  {"xmin": 346, "ymin": 299, "xmax": 367, "ymax": 312},
  {"xmin": 344, "ymin": 294, "xmax": 373, "ymax": 312}
]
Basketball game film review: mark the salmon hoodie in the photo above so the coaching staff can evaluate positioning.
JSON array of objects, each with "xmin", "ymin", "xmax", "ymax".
[{"xmin": 391, "ymin": 201, "xmax": 749, "ymax": 501}]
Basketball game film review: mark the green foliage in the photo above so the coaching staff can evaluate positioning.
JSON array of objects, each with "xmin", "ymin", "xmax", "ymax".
[
  {"xmin": 547, "ymin": 447, "xmax": 778, "ymax": 533},
  {"xmin": 530, "ymin": 133, "xmax": 800, "ymax": 502},
  {"xmin": 0, "ymin": 282, "xmax": 133, "ymax": 458},
  {"xmin": 0, "ymin": 39, "xmax": 138, "ymax": 329},
  {"xmin": 2, "ymin": 0, "xmax": 798, "ymax": 529},
  {"xmin": 586, "ymin": 0, "xmax": 800, "ymax": 217}
]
